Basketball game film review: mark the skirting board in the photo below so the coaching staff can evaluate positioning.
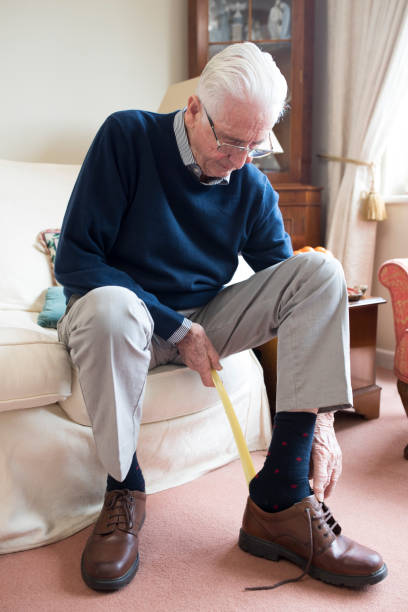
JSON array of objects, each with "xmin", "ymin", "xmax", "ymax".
[{"xmin": 376, "ymin": 348, "xmax": 394, "ymax": 371}]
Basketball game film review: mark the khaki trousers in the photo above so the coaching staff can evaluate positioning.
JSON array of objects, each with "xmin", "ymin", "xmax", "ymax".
[{"xmin": 58, "ymin": 252, "xmax": 352, "ymax": 481}]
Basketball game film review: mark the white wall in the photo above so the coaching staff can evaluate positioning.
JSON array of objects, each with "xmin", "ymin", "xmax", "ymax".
[{"xmin": 0, "ymin": 0, "xmax": 188, "ymax": 164}]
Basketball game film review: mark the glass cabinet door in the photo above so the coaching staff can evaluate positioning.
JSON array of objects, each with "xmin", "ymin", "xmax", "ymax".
[
  {"xmin": 207, "ymin": 1, "xmax": 292, "ymax": 175},
  {"xmin": 208, "ymin": 0, "xmax": 292, "ymax": 42},
  {"xmin": 189, "ymin": 0, "xmax": 313, "ymax": 185}
]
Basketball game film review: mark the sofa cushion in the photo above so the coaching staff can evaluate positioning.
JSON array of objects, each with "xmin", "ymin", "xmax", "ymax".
[
  {"xmin": 0, "ymin": 306, "xmax": 263, "ymax": 429},
  {"xmin": 0, "ymin": 159, "xmax": 79, "ymax": 312},
  {"xmin": 59, "ymin": 350, "xmax": 262, "ymax": 428},
  {"xmin": 142, "ymin": 351, "xmax": 256, "ymax": 424},
  {"xmin": 0, "ymin": 310, "xmax": 71, "ymax": 412}
]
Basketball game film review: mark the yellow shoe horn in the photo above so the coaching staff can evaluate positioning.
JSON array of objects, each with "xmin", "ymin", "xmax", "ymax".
[{"xmin": 211, "ymin": 369, "xmax": 256, "ymax": 486}]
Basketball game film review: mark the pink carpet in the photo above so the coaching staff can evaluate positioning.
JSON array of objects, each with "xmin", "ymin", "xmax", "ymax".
[{"xmin": 1, "ymin": 367, "xmax": 407, "ymax": 611}]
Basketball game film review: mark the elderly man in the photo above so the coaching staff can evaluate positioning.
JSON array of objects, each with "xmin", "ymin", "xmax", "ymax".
[{"xmin": 55, "ymin": 42, "xmax": 387, "ymax": 591}]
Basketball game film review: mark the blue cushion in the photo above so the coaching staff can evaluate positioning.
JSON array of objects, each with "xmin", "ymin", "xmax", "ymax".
[{"xmin": 37, "ymin": 286, "xmax": 66, "ymax": 328}]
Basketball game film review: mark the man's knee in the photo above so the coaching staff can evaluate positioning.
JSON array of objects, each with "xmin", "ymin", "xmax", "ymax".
[
  {"xmin": 293, "ymin": 251, "xmax": 346, "ymax": 292},
  {"xmin": 77, "ymin": 286, "xmax": 154, "ymax": 343}
]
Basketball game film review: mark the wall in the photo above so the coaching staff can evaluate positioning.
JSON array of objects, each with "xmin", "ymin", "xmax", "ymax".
[{"xmin": 0, "ymin": 0, "xmax": 188, "ymax": 164}]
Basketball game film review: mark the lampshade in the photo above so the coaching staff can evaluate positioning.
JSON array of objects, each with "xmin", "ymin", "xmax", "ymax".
[
  {"xmin": 158, "ymin": 77, "xmax": 200, "ymax": 113},
  {"xmin": 158, "ymin": 77, "xmax": 284, "ymax": 154}
]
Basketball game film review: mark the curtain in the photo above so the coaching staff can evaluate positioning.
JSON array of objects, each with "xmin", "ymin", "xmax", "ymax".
[{"xmin": 315, "ymin": 0, "xmax": 408, "ymax": 289}]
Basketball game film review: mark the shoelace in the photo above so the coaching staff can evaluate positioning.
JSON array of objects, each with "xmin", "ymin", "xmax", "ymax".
[
  {"xmin": 245, "ymin": 502, "xmax": 339, "ymax": 591},
  {"xmin": 320, "ymin": 502, "xmax": 341, "ymax": 535},
  {"xmin": 105, "ymin": 490, "xmax": 134, "ymax": 530}
]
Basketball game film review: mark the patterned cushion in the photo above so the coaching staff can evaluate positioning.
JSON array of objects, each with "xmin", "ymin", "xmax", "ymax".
[{"xmin": 36, "ymin": 229, "xmax": 61, "ymax": 285}]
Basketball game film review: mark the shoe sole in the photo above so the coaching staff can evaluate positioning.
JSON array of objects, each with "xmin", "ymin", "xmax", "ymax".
[{"xmin": 238, "ymin": 528, "xmax": 388, "ymax": 588}]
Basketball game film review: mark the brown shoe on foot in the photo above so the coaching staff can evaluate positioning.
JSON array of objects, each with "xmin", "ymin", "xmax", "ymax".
[
  {"xmin": 239, "ymin": 495, "xmax": 387, "ymax": 589},
  {"xmin": 81, "ymin": 489, "xmax": 146, "ymax": 591}
]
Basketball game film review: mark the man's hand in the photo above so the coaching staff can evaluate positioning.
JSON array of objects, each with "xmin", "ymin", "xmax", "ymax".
[
  {"xmin": 309, "ymin": 412, "xmax": 342, "ymax": 503},
  {"xmin": 176, "ymin": 323, "xmax": 222, "ymax": 387}
]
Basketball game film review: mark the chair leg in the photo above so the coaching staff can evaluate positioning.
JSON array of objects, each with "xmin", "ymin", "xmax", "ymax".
[
  {"xmin": 397, "ymin": 379, "xmax": 408, "ymax": 460},
  {"xmin": 397, "ymin": 379, "xmax": 408, "ymax": 417}
]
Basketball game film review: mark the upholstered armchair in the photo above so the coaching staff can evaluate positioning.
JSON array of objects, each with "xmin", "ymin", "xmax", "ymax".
[{"xmin": 378, "ymin": 259, "xmax": 408, "ymax": 459}]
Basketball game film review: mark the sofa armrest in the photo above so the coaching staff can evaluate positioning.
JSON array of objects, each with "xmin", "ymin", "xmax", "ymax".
[{"xmin": 378, "ymin": 258, "xmax": 408, "ymax": 342}]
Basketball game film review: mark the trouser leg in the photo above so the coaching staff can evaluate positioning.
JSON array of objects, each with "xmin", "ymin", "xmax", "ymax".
[
  {"xmin": 57, "ymin": 286, "xmax": 154, "ymax": 481},
  {"xmin": 57, "ymin": 253, "xmax": 352, "ymax": 481},
  {"xmin": 107, "ymin": 452, "xmax": 146, "ymax": 492},
  {"xmin": 177, "ymin": 252, "xmax": 352, "ymax": 413}
]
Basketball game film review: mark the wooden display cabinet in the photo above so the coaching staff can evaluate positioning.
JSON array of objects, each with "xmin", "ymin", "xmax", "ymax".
[
  {"xmin": 188, "ymin": 0, "xmax": 321, "ymax": 247},
  {"xmin": 277, "ymin": 183, "xmax": 321, "ymax": 250}
]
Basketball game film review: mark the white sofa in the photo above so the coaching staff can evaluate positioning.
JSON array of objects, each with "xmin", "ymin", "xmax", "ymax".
[{"xmin": 0, "ymin": 158, "xmax": 271, "ymax": 554}]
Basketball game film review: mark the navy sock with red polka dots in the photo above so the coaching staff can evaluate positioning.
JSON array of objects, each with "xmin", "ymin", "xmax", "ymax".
[
  {"xmin": 106, "ymin": 452, "xmax": 145, "ymax": 493},
  {"xmin": 249, "ymin": 411, "xmax": 316, "ymax": 513}
]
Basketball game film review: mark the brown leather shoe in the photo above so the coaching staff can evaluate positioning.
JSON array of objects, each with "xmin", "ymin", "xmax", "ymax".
[
  {"xmin": 81, "ymin": 489, "xmax": 146, "ymax": 591},
  {"xmin": 239, "ymin": 495, "xmax": 387, "ymax": 589}
]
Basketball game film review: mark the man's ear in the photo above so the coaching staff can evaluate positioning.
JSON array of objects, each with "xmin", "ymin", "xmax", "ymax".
[{"xmin": 185, "ymin": 95, "xmax": 201, "ymax": 128}]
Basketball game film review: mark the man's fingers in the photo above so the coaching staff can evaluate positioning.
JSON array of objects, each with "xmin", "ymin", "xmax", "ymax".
[
  {"xmin": 200, "ymin": 368, "xmax": 215, "ymax": 387},
  {"xmin": 324, "ymin": 468, "xmax": 338, "ymax": 498},
  {"xmin": 314, "ymin": 487, "xmax": 324, "ymax": 503},
  {"xmin": 177, "ymin": 323, "xmax": 222, "ymax": 386},
  {"xmin": 198, "ymin": 344, "xmax": 220, "ymax": 387},
  {"xmin": 200, "ymin": 352, "xmax": 217, "ymax": 387},
  {"xmin": 312, "ymin": 466, "xmax": 326, "ymax": 502},
  {"xmin": 207, "ymin": 340, "xmax": 222, "ymax": 371},
  {"xmin": 313, "ymin": 460, "xmax": 335, "ymax": 503},
  {"xmin": 324, "ymin": 477, "xmax": 338, "ymax": 499},
  {"xmin": 324, "ymin": 458, "xmax": 342, "ymax": 499},
  {"xmin": 310, "ymin": 412, "xmax": 342, "ymax": 504}
]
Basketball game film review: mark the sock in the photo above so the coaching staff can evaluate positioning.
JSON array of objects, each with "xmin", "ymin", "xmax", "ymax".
[
  {"xmin": 106, "ymin": 452, "xmax": 145, "ymax": 492},
  {"xmin": 249, "ymin": 411, "xmax": 316, "ymax": 513}
]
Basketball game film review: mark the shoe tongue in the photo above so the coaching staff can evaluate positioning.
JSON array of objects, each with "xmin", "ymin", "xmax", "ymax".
[
  {"xmin": 303, "ymin": 494, "xmax": 321, "ymax": 509},
  {"xmin": 106, "ymin": 488, "xmax": 129, "ymax": 502}
]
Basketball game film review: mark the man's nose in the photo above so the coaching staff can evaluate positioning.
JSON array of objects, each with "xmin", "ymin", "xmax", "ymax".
[{"xmin": 228, "ymin": 148, "xmax": 250, "ymax": 169}]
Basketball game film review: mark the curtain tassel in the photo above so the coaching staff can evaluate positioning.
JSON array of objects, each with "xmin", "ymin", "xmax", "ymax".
[
  {"xmin": 362, "ymin": 163, "xmax": 387, "ymax": 221},
  {"xmin": 317, "ymin": 154, "xmax": 387, "ymax": 221},
  {"xmin": 362, "ymin": 190, "xmax": 387, "ymax": 221}
]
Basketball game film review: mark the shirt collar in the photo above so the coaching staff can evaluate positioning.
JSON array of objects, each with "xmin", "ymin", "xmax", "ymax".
[{"xmin": 173, "ymin": 109, "xmax": 230, "ymax": 186}]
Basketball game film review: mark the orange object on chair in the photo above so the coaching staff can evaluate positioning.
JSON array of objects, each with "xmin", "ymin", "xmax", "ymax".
[{"xmin": 378, "ymin": 259, "xmax": 408, "ymax": 459}]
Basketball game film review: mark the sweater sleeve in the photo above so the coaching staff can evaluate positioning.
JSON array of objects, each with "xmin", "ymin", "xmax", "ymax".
[
  {"xmin": 54, "ymin": 113, "xmax": 185, "ymax": 341},
  {"xmin": 241, "ymin": 175, "xmax": 293, "ymax": 270}
]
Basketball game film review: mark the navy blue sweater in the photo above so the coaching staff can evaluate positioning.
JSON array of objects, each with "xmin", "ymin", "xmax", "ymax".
[{"xmin": 54, "ymin": 111, "xmax": 292, "ymax": 340}]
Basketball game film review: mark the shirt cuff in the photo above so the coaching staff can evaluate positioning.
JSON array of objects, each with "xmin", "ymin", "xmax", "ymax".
[{"xmin": 167, "ymin": 317, "xmax": 192, "ymax": 345}]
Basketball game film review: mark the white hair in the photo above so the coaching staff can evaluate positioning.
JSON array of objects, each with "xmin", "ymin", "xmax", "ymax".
[{"xmin": 196, "ymin": 42, "xmax": 288, "ymax": 126}]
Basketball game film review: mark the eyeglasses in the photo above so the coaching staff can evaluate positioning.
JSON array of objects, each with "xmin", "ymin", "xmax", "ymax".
[{"xmin": 203, "ymin": 105, "xmax": 274, "ymax": 159}]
